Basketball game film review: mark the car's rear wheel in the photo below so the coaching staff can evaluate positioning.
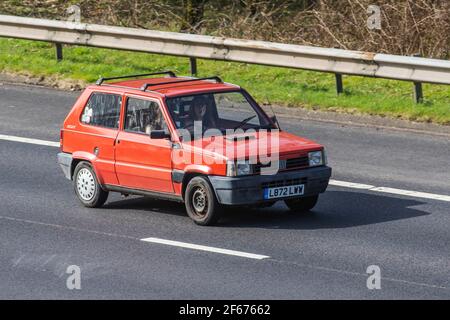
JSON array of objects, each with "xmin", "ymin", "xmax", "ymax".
[
  {"xmin": 73, "ymin": 161, "xmax": 108, "ymax": 208},
  {"xmin": 285, "ymin": 195, "xmax": 319, "ymax": 213},
  {"xmin": 185, "ymin": 176, "xmax": 222, "ymax": 226}
]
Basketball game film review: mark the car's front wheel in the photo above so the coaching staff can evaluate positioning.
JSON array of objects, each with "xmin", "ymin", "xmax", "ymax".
[
  {"xmin": 284, "ymin": 195, "xmax": 319, "ymax": 213},
  {"xmin": 73, "ymin": 161, "xmax": 108, "ymax": 208},
  {"xmin": 184, "ymin": 176, "xmax": 222, "ymax": 226}
]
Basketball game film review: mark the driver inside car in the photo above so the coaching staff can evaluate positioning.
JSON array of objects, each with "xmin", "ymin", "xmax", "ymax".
[{"xmin": 184, "ymin": 95, "xmax": 217, "ymax": 133}]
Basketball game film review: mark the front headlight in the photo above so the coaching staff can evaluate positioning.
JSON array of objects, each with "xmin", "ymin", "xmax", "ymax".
[
  {"xmin": 308, "ymin": 150, "xmax": 325, "ymax": 167},
  {"xmin": 226, "ymin": 160, "xmax": 252, "ymax": 176}
]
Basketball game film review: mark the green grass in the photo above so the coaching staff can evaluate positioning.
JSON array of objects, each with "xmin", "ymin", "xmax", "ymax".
[{"xmin": 1, "ymin": 38, "xmax": 449, "ymax": 125}]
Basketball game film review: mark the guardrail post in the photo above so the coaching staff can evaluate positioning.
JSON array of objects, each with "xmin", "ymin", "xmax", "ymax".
[
  {"xmin": 413, "ymin": 81, "xmax": 423, "ymax": 104},
  {"xmin": 335, "ymin": 73, "xmax": 343, "ymax": 95},
  {"xmin": 189, "ymin": 57, "xmax": 197, "ymax": 76},
  {"xmin": 412, "ymin": 54, "xmax": 423, "ymax": 104},
  {"xmin": 55, "ymin": 43, "xmax": 63, "ymax": 61}
]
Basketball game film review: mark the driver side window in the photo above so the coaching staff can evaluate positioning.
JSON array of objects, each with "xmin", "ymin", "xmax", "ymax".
[{"xmin": 124, "ymin": 97, "xmax": 167, "ymax": 134}]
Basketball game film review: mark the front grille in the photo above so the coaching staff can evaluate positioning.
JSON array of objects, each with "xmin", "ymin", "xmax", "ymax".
[
  {"xmin": 286, "ymin": 156, "xmax": 309, "ymax": 169},
  {"xmin": 253, "ymin": 155, "xmax": 309, "ymax": 174},
  {"xmin": 261, "ymin": 177, "xmax": 307, "ymax": 189}
]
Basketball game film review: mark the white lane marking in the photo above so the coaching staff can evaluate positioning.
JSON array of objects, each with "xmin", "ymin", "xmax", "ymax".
[
  {"xmin": 330, "ymin": 179, "xmax": 450, "ymax": 202},
  {"xmin": 0, "ymin": 134, "xmax": 59, "ymax": 147},
  {"xmin": 1, "ymin": 133, "xmax": 449, "ymax": 203},
  {"xmin": 371, "ymin": 187, "xmax": 450, "ymax": 202},
  {"xmin": 328, "ymin": 180, "xmax": 374, "ymax": 190},
  {"xmin": 141, "ymin": 237, "xmax": 270, "ymax": 260}
]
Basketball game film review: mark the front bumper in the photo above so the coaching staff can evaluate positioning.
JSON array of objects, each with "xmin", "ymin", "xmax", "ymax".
[{"xmin": 208, "ymin": 166, "xmax": 331, "ymax": 205}]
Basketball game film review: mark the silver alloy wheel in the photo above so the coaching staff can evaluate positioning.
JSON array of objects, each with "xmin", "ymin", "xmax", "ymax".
[
  {"xmin": 192, "ymin": 187, "xmax": 208, "ymax": 216},
  {"xmin": 76, "ymin": 168, "xmax": 96, "ymax": 201}
]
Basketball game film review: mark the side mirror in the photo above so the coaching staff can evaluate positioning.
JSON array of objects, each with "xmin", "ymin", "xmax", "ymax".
[{"xmin": 150, "ymin": 130, "xmax": 171, "ymax": 140}]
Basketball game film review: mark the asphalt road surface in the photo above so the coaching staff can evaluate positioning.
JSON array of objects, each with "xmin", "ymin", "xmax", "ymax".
[{"xmin": 0, "ymin": 83, "xmax": 449, "ymax": 299}]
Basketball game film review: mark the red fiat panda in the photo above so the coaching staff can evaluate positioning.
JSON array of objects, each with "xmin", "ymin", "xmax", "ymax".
[{"xmin": 58, "ymin": 72, "xmax": 331, "ymax": 225}]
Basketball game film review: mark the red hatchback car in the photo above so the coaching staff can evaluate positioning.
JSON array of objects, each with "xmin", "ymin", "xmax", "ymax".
[{"xmin": 58, "ymin": 71, "xmax": 331, "ymax": 225}]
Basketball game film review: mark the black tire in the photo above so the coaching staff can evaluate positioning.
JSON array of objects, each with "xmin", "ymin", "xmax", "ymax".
[
  {"xmin": 285, "ymin": 195, "xmax": 319, "ymax": 213},
  {"xmin": 184, "ymin": 176, "xmax": 222, "ymax": 226},
  {"xmin": 73, "ymin": 161, "xmax": 108, "ymax": 208}
]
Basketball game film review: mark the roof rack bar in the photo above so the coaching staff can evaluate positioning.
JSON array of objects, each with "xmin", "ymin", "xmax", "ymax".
[
  {"xmin": 96, "ymin": 71, "xmax": 176, "ymax": 85},
  {"xmin": 140, "ymin": 76, "xmax": 222, "ymax": 91}
]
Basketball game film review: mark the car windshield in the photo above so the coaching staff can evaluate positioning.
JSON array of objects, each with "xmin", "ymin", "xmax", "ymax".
[{"xmin": 165, "ymin": 91, "xmax": 273, "ymax": 137}]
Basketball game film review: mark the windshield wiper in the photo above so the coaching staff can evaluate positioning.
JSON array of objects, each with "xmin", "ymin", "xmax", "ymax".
[{"xmin": 233, "ymin": 115, "xmax": 257, "ymax": 129}]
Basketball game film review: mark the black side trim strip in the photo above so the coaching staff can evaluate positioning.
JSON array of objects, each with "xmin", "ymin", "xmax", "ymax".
[
  {"xmin": 103, "ymin": 185, "xmax": 183, "ymax": 202},
  {"xmin": 172, "ymin": 170, "xmax": 185, "ymax": 184}
]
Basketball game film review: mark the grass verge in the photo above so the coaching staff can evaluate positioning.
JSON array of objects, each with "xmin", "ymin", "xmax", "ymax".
[{"xmin": 0, "ymin": 38, "xmax": 449, "ymax": 125}]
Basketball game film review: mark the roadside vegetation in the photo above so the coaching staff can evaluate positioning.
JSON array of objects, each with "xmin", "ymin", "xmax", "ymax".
[
  {"xmin": 0, "ymin": 1, "xmax": 449, "ymax": 124},
  {"xmin": 1, "ymin": 0, "xmax": 448, "ymax": 59},
  {"xmin": 1, "ymin": 38, "xmax": 449, "ymax": 125}
]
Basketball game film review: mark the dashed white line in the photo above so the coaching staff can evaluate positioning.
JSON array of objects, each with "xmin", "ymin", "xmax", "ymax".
[
  {"xmin": 1, "ymin": 133, "xmax": 449, "ymax": 203},
  {"xmin": 141, "ymin": 237, "xmax": 270, "ymax": 260},
  {"xmin": 0, "ymin": 134, "xmax": 59, "ymax": 147}
]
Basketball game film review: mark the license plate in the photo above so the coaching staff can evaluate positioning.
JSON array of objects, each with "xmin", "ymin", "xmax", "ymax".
[{"xmin": 263, "ymin": 184, "xmax": 305, "ymax": 200}]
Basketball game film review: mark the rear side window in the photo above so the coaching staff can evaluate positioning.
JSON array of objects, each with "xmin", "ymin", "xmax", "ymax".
[
  {"xmin": 80, "ymin": 93, "xmax": 121, "ymax": 129},
  {"xmin": 124, "ymin": 97, "xmax": 167, "ymax": 134}
]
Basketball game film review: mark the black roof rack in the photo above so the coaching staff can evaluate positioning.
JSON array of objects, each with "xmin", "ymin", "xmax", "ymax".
[
  {"xmin": 96, "ymin": 71, "xmax": 176, "ymax": 85},
  {"xmin": 140, "ymin": 76, "xmax": 223, "ymax": 91}
]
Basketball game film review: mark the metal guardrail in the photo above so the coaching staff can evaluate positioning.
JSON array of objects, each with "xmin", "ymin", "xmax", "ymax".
[{"xmin": 1, "ymin": 14, "xmax": 449, "ymax": 102}]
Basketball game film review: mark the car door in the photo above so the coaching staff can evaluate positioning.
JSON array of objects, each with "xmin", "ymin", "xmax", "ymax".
[{"xmin": 114, "ymin": 95, "xmax": 174, "ymax": 193}]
